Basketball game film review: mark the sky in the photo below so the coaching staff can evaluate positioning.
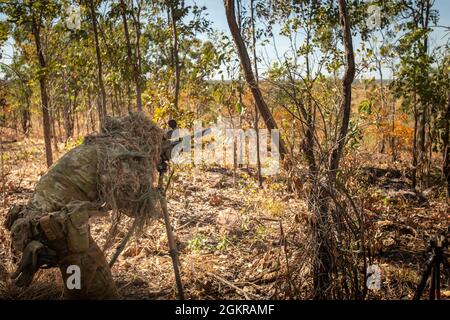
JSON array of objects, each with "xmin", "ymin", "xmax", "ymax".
[
  {"xmin": 1, "ymin": 0, "xmax": 449, "ymax": 80},
  {"xmin": 192, "ymin": 0, "xmax": 450, "ymax": 79}
]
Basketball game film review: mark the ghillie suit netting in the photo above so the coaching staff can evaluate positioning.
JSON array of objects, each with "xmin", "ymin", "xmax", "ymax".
[
  {"xmin": 4, "ymin": 112, "xmax": 165, "ymax": 299},
  {"xmin": 86, "ymin": 112, "xmax": 165, "ymax": 245}
]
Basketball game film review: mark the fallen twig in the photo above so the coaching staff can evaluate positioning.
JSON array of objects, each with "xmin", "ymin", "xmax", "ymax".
[{"xmin": 206, "ymin": 271, "xmax": 259, "ymax": 300}]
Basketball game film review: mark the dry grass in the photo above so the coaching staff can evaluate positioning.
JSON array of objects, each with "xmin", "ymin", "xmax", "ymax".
[{"xmin": 0, "ymin": 132, "xmax": 449, "ymax": 300}]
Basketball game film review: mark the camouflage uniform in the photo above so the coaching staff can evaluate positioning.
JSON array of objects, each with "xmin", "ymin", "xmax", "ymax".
[{"xmin": 5, "ymin": 144, "xmax": 119, "ymax": 299}]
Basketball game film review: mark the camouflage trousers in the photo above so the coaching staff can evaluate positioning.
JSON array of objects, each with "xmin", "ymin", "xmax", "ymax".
[{"xmin": 5, "ymin": 202, "xmax": 119, "ymax": 299}]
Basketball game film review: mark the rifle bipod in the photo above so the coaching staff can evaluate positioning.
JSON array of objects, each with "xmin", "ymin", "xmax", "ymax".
[
  {"xmin": 108, "ymin": 164, "xmax": 184, "ymax": 300},
  {"xmin": 158, "ymin": 166, "xmax": 185, "ymax": 300}
]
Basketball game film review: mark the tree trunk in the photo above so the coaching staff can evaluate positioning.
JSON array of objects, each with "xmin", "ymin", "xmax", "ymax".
[
  {"xmin": 328, "ymin": 0, "xmax": 356, "ymax": 178},
  {"xmin": 120, "ymin": 0, "xmax": 142, "ymax": 111},
  {"xmin": 303, "ymin": 23, "xmax": 317, "ymax": 179},
  {"xmin": 170, "ymin": 3, "xmax": 181, "ymax": 111},
  {"xmin": 391, "ymin": 93, "xmax": 396, "ymax": 162},
  {"xmin": 412, "ymin": 93, "xmax": 418, "ymax": 189},
  {"xmin": 56, "ymin": 101, "xmax": 62, "ymax": 139},
  {"xmin": 133, "ymin": 3, "xmax": 143, "ymax": 111},
  {"xmin": 224, "ymin": 0, "xmax": 287, "ymax": 158},
  {"xmin": 417, "ymin": 0, "xmax": 431, "ymax": 190},
  {"xmin": 62, "ymin": 79, "xmax": 74, "ymax": 141},
  {"xmin": 378, "ymin": 62, "xmax": 386, "ymax": 154},
  {"xmin": 21, "ymin": 90, "xmax": 31, "ymax": 135},
  {"xmin": 313, "ymin": 0, "xmax": 356, "ymax": 300},
  {"xmin": 443, "ymin": 92, "xmax": 450, "ymax": 198},
  {"xmin": 119, "ymin": 0, "xmax": 133, "ymax": 112},
  {"xmin": 88, "ymin": 0, "xmax": 107, "ymax": 125},
  {"xmin": 88, "ymin": 90, "xmax": 96, "ymax": 133},
  {"xmin": 113, "ymin": 84, "xmax": 122, "ymax": 117},
  {"xmin": 417, "ymin": 106, "xmax": 427, "ymax": 189},
  {"xmin": 31, "ymin": 14, "xmax": 53, "ymax": 167},
  {"xmin": 250, "ymin": 0, "xmax": 263, "ymax": 188},
  {"xmin": 49, "ymin": 101, "xmax": 58, "ymax": 153}
]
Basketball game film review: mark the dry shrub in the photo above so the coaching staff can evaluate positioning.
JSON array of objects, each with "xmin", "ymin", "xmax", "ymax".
[{"xmin": 306, "ymin": 179, "xmax": 373, "ymax": 300}]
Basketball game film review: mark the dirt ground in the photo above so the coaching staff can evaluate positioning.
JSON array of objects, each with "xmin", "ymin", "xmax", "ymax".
[{"xmin": 1, "ymin": 135, "xmax": 449, "ymax": 300}]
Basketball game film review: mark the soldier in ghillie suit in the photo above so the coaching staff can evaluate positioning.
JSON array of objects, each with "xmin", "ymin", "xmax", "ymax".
[{"xmin": 4, "ymin": 112, "xmax": 165, "ymax": 299}]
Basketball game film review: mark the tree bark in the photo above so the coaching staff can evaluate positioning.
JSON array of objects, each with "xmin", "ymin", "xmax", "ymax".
[
  {"xmin": 132, "ymin": 2, "xmax": 143, "ymax": 111},
  {"xmin": 224, "ymin": 0, "xmax": 288, "ymax": 158},
  {"xmin": 417, "ymin": 106, "xmax": 427, "ymax": 187},
  {"xmin": 119, "ymin": 0, "xmax": 134, "ymax": 112},
  {"xmin": 62, "ymin": 78, "xmax": 74, "ymax": 141},
  {"xmin": 313, "ymin": 0, "xmax": 356, "ymax": 300},
  {"xmin": 31, "ymin": 13, "xmax": 53, "ymax": 167},
  {"xmin": 120, "ymin": 0, "xmax": 142, "ymax": 111},
  {"xmin": 443, "ymin": 92, "xmax": 450, "ymax": 198},
  {"xmin": 416, "ymin": 0, "xmax": 431, "ymax": 190},
  {"xmin": 170, "ymin": 3, "xmax": 181, "ymax": 111},
  {"xmin": 21, "ymin": 89, "xmax": 31, "ymax": 135},
  {"xmin": 49, "ymin": 100, "xmax": 58, "ymax": 152},
  {"xmin": 250, "ymin": 0, "xmax": 263, "ymax": 188},
  {"xmin": 328, "ymin": 0, "xmax": 356, "ymax": 178},
  {"xmin": 391, "ymin": 91, "xmax": 396, "ymax": 162},
  {"xmin": 88, "ymin": 0, "xmax": 107, "ymax": 125},
  {"xmin": 412, "ymin": 92, "xmax": 418, "ymax": 189}
]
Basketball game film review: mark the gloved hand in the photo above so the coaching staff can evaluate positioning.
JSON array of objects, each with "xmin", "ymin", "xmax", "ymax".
[{"xmin": 10, "ymin": 240, "xmax": 57, "ymax": 287}]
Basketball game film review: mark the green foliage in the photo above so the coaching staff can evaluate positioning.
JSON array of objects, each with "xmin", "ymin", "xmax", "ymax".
[
  {"xmin": 64, "ymin": 136, "xmax": 84, "ymax": 151},
  {"xmin": 347, "ymin": 118, "xmax": 364, "ymax": 150},
  {"xmin": 429, "ymin": 49, "xmax": 450, "ymax": 152},
  {"xmin": 390, "ymin": 1, "xmax": 438, "ymax": 113},
  {"xmin": 188, "ymin": 234, "xmax": 206, "ymax": 252},
  {"xmin": 358, "ymin": 99, "xmax": 373, "ymax": 116},
  {"xmin": 216, "ymin": 234, "xmax": 231, "ymax": 251}
]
